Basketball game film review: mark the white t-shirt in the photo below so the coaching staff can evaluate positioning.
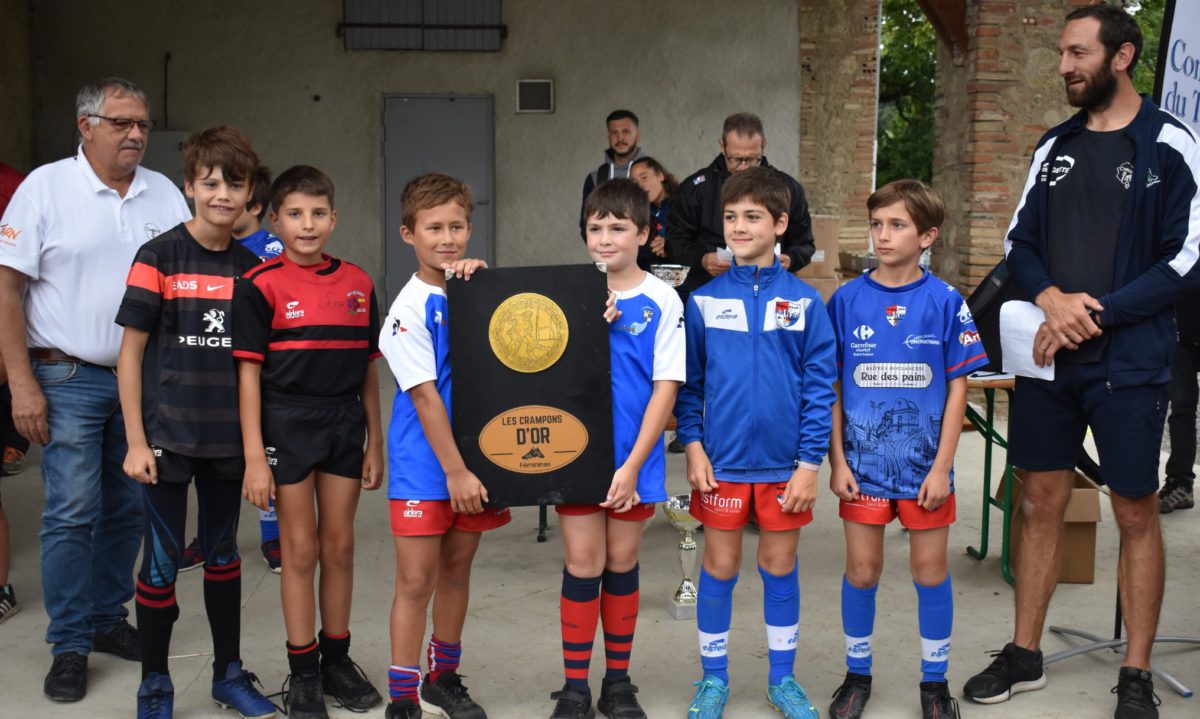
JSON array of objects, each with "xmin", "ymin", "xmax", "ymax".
[{"xmin": 0, "ymin": 146, "xmax": 191, "ymax": 366}]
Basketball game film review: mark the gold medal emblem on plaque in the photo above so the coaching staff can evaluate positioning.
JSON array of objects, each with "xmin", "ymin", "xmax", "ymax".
[{"xmin": 488, "ymin": 293, "xmax": 569, "ymax": 373}]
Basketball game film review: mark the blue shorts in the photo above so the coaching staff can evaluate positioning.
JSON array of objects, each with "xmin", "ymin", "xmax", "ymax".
[{"xmin": 1010, "ymin": 361, "xmax": 1167, "ymax": 499}]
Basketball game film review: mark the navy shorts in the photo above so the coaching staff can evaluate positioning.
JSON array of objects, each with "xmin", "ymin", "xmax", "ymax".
[
  {"xmin": 261, "ymin": 391, "xmax": 365, "ymax": 485},
  {"xmin": 1010, "ymin": 361, "xmax": 1167, "ymax": 499}
]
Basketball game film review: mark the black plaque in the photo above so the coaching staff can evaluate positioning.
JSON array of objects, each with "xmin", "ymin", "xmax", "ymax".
[{"xmin": 448, "ymin": 264, "xmax": 613, "ymax": 506}]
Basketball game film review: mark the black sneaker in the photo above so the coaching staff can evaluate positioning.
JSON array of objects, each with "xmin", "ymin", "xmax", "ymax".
[
  {"xmin": 963, "ymin": 642, "xmax": 1045, "ymax": 703},
  {"xmin": 1113, "ymin": 667, "xmax": 1160, "ymax": 719},
  {"xmin": 93, "ymin": 618, "xmax": 140, "ymax": 661},
  {"xmin": 284, "ymin": 669, "xmax": 329, "ymax": 719},
  {"xmin": 667, "ymin": 435, "xmax": 684, "ymax": 453},
  {"xmin": 44, "ymin": 652, "xmax": 88, "ymax": 702},
  {"xmin": 597, "ymin": 675, "xmax": 645, "ymax": 719},
  {"xmin": 386, "ymin": 697, "xmax": 423, "ymax": 719},
  {"xmin": 321, "ymin": 654, "xmax": 382, "ymax": 710},
  {"xmin": 550, "ymin": 683, "xmax": 595, "ymax": 719},
  {"xmin": 1158, "ymin": 477, "xmax": 1194, "ymax": 514},
  {"xmin": 829, "ymin": 672, "xmax": 872, "ymax": 719},
  {"xmin": 920, "ymin": 681, "xmax": 961, "ymax": 719},
  {"xmin": 0, "ymin": 583, "xmax": 18, "ymax": 624},
  {"xmin": 420, "ymin": 671, "xmax": 487, "ymax": 718}
]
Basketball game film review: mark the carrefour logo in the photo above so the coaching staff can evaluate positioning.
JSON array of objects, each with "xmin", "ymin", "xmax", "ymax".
[{"xmin": 852, "ymin": 324, "xmax": 874, "ymax": 341}]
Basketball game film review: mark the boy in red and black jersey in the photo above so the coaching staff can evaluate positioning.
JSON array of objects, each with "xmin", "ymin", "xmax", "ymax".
[
  {"xmin": 116, "ymin": 126, "xmax": 276, "ymax": 718},
  {"xmin": 233, "ymin": 165, "xmax": 384, "ymax": 719}
]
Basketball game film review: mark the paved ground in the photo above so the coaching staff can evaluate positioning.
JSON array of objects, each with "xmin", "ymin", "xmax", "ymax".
[{"xmin": 1, "ymin": 382, "xmax": 1198, "ymax": 718}]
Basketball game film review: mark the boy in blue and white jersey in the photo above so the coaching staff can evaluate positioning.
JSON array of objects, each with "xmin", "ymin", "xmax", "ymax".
[
  {"xmin": 378, "ymin": 173, "xmax": 509, "ymax": 719},
  {"xmin": 826, "ymin": 179, "xmax": 987, "ymax": 719},
  {"xmin": 548, "ymin": 178, "xmax": 684, "ymax": 719},
  {"xmin": 678, "ymin": 167, "xmax": 837, "ymax": 719}
]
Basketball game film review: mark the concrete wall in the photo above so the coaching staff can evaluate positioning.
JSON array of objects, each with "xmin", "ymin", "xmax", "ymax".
[
  {"xmin": 29, "ymin": 0, "xmax": 802, "ymax": 283},
  {"xmin": 0, "ymin": 0, "xmax": 34, "ymax": 172}
]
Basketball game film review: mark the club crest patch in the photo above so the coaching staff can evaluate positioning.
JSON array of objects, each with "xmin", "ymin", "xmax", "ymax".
[
  {"xmin": 775, "ymin": 300, "xmax": 803, "ymax": 328},
  {"xmin": 886, "ymin": 305, "xmax": 906, "ymax": 327}
]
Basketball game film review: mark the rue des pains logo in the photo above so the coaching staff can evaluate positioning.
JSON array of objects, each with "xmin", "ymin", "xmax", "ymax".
[{"xmin": 478, "ymin": 405, "xmax": 589, "ymax": 474}]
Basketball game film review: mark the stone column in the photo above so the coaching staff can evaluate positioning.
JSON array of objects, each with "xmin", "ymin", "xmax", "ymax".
[
  {"xmin": 799, "ymin": 0, "xmax": 881, "ymax": 255},
  {"xmin": 932, "ymin": 0, "xmax": 1089, "ymax": 293}
]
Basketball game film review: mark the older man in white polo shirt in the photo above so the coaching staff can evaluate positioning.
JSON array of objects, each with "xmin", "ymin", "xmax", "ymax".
[{"xmin": 0, "ymin": 77, "xmax": 190, "ymax": 702}]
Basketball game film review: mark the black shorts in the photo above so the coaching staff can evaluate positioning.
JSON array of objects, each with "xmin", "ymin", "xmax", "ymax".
[
  {"xmin": 1010, "ymin": 361, "xmax": 1167, "ymax": 499},
  {"xmin": 152, "ymin": 447, "xmax": 244, "ymax": 484},
  {"xmin": 261, "ymin": 391, "xmax": 365, "ymax": 485}
]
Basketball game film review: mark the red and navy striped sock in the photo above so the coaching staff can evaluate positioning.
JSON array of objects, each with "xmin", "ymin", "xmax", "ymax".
[
  {"xmin": 427, "ymin": 635, "xmax": 462, "ymax": 682},
  {"xmin": 136, "ymin": 579, "xmax": 180, "ymax": 679},
  {"xmin": 561, "ymin": 568, "xmax": 602, "ymax": 692},
  {"xmin": 601, "ymin": 564, "xmax": 640, "ymax": 680},
  {"xmin": 203, "ymin": 559, "xmax": 241, "ymax": 679},
  {"xmin": 388, "ymin": 664, "xmax": 420, "ymax": 703},
  {"xmin": 287, "ymin": 638, "xmax": 320, "ymax": 676}
]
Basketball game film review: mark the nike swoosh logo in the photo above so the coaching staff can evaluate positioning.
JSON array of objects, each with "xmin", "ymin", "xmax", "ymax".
[{"xmin": 206, "ymin": 284, "xmax": 225, "ymax": 291}]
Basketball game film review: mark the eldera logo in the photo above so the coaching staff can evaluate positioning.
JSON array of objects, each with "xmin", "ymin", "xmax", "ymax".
[
  {"xmin": 403, "ymin": 500, "xmax": 423, "ymax": 519},
  {"xmin": 285, "ymin": 300, "xmax": 304, "ymax": 319}
]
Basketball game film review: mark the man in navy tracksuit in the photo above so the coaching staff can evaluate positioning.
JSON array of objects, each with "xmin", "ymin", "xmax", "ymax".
[
  {"xmin": 578, "ymin": 109, "xmax": 646, "ymax": 240},
  {"xmin": 963, "ymin": 7, "xmax": 1200, "ymax": 718}
]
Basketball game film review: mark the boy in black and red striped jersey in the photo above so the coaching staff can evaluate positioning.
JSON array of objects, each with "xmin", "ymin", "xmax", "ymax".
[
  {"xmin": 116, "ymin": 126, "xmax": 276, "ymax": 718},
  {"xmin": 233, "ymin": 165, "xmax": 385, "ymax": 719}
]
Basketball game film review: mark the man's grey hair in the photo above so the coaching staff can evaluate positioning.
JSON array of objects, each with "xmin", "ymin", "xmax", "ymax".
[{"xmin": 76, "ymin": 78, "xmax": 148, "ymax": 125}]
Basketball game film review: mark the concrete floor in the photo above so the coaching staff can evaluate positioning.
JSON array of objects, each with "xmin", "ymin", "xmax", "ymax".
[{"xmin": 1, "ymin": 386, "xmax": 1198, "ymax": 718}]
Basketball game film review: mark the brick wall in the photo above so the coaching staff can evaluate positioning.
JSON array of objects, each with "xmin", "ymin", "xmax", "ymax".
[
  {"xmin": 798, "ymin": 0, "xmax": 880, "ymax": 254},
  {"xmin": 932, "ymin": 0, "xmax": 1091, "ymax": 293}
]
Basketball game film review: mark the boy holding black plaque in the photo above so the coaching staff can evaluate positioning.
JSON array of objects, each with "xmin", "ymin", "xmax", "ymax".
[
  {"xmin": 378, "ymin": 173, "xmax": 511, "ymax": 719},
  {"xmin": 676, "ymin": 167, "xmax": 837, "ymax": 719},
  {"xmin": 546, "ymin": 179, "xmax": 685, "ymax": 719}
]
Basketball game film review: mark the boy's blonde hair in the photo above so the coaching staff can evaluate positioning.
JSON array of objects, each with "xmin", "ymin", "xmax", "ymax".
[
  {"xmin": 867, "ymin": 179, "xmax": 944, "ymax": 234},
  {"xmin": 401, "ymin": 173, "xmax": 474, "ymax": 230}
]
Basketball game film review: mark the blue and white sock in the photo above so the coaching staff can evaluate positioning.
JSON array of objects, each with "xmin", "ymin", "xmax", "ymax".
[
  {"xmin": 759, "ymin": 563, "xmax": 799, "ymax": 686},
  {"xmin": 915, "ymin": 575, "xmax": 953, "ymax": 683},
  {"xmin": 841, "ymin": 575, "xmax": 877, "ymax": 675},
  {"xmin": 259, "ymin": 499, "xmax": 279, "ymax": 543},
  {"xmin": 697, "ymin": 567, "xmax": 738, "ymax": 683}
]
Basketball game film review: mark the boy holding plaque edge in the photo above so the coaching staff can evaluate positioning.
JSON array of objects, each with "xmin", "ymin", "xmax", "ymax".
[
  {"xmin": 378, "ymin": 173, "xmax": 511, "ymax": 719},
  {"xmin": 234, "ymin": 165, "xmax": 385, "ymax": 719},
  {"xmin": 547, "ymin": 178, "xmax": 685, "ymax": 719},
  {"xmin": 676, "ymin": 166, "xmax": 837, "ymax": 719},
  {"xmin": 826, "ymin": 180, "xmax": 985, "ymax": 719}
]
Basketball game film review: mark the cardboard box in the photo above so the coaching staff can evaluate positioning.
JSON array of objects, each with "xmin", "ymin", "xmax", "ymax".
[
  {"xmin": 798, "ymin": 214, "xmax": 841, "ymax": 278},
  {"xmin": 1001, "ymin": 469, "xmax": 1101, "ymax": 584},
  {"xmin": 804, "ymin": 276, "xmax": 841, "ymax": 302}
]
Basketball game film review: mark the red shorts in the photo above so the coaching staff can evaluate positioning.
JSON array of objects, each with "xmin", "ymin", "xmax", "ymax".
[
  {"xmin": 690, "ymin": 482, "xmax": 813, "ymax": 531},
  {"xmin": 555, "ymin": 503, "xmax": 656, "ymax": 521},
  {"xmin": 838, "ymin": 493, "xmax": 956, "ymax": 530},
  {"xmin": 389, "ymin": 499, "xmax": 512, "ymax": 537}
]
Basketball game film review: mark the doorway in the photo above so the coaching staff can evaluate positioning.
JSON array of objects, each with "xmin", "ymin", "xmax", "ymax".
[{"xmin": 381, "ymin": 95, "xmax": 495, "ymax": 304}]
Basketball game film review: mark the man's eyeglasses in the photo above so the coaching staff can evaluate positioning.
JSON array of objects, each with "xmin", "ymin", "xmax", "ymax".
[
  {"xmin": 725, "ymin": 154, "xmax": 762, "ymax": 168},
  {"xmin": 88, "ymin": 115, "xmax": 154, "ymax": 133}
]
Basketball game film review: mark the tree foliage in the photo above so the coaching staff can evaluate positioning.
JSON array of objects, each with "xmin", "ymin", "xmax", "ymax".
[{"xmin": 876, "ymin": 0, "xmax": 936, "ymax": 186}]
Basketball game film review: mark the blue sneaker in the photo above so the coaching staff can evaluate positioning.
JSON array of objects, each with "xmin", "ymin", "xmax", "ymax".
[
  {"xmin": 688, "ymin": 676, "xmax": 729, "ymax": 718},
  {"xmin": 137, "ymin": 672, "xmax": 174, "ymax": 719},
  {"xmin": 213, "ymin": 661, "xmax": 276, "ymax": 718},
  {"xmin": 767, "ymin": 676, "xmax": 818, "ymax": 719}
]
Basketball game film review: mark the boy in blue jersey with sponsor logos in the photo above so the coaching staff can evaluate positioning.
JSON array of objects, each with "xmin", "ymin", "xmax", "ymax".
[
  {"xmin": 548, "ymin": 179, "xmax": 685, "ymax": 719},
  {"xmin": 826, "ymin": 180, "xmax": 987, "ymax": 719},
  {"xmin": 676, "ymin": 166, "xmax": 837, "ymax": 719},
  {"xmin": 180, "ymin": 164, "xmax": 283, "ymax": 575},
  {"xmin": 378, "ymin": 173, "xmax": 510, "ymax": 719}
]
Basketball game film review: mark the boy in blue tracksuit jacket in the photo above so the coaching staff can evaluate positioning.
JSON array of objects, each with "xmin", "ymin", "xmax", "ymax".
[{"xmin": 676, "ymin": 167, "xmax": 837, "ymax": 719}]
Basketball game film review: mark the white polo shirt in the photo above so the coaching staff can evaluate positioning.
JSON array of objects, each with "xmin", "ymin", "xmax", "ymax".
[{"xmin": 0, "ymin": 146, "xmax": 191, "ymax": 366}]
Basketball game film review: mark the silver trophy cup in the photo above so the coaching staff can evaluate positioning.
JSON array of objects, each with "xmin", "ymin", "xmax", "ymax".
[
  {"xmin": 650, "ymin": 264, "xmax": 690, "ymax": 288},
  {"xmin": 663, "ymin": 494, "xmax": 701, "ymax": 620}
]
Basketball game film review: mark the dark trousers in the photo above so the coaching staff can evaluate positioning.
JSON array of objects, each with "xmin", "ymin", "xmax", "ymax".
[
  {"xmin": 1166, "ymin": 342, "xmax": 1200, "ymax": 489},
  {"xmin": 1, "ymin": 383, "xmax": 31, "ymax": 454}
]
